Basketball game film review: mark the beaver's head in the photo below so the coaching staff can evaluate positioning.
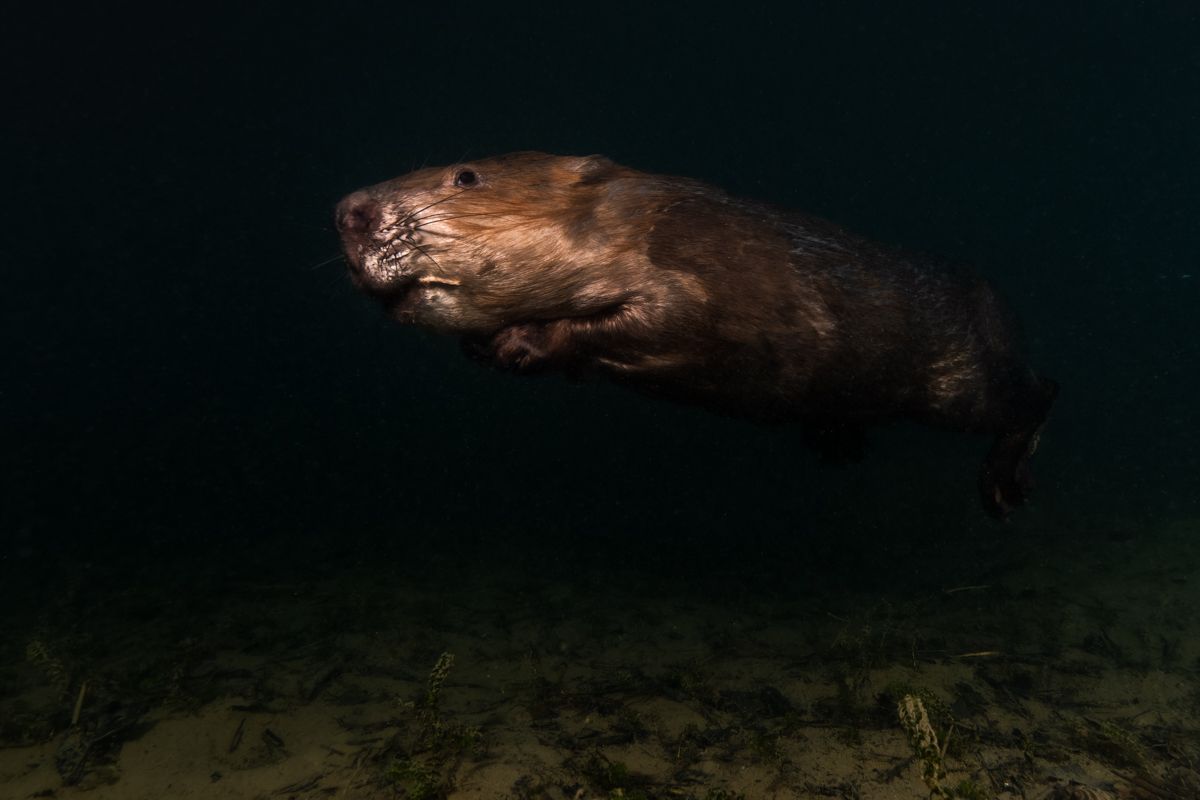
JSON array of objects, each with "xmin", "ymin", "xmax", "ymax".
[{"xmin": 335, "ymin": 152, "xmax": 644, "ymax": 335}]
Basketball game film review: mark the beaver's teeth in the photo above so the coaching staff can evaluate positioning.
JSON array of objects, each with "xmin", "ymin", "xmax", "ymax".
[{"xmin": 416, "ymin": 276, "xmax": 461, "ymax": 287}]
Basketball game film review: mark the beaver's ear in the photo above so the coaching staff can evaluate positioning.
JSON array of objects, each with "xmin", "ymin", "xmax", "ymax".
[{"xmin": 571, "ymin": 154, "xmax": 618, "ymax": 186}]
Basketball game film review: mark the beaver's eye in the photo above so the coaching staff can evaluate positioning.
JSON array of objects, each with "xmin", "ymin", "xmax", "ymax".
[{"xmin": 454, "ymin": 169, "xmax": 478, "ymax": 188}]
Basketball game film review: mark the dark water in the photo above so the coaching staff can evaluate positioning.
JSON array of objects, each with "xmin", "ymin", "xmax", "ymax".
[{"xmin": 4, "ymin": 5, "xmax": 1199, "ymax": 797}]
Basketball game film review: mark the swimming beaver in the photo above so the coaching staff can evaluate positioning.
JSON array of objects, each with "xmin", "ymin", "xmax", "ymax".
[{"xmin": 335, "ymin": 152, "xmax": 1057, "ymax": 518}]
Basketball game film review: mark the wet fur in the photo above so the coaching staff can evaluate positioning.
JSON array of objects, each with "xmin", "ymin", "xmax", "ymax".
[{"xmin": 337, "ymin": 152, "xmax": 1057, "ymax": 518}]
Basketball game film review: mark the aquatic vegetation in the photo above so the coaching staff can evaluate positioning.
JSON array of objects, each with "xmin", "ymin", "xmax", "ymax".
[
  {"xmin": 383, "ymin": 757, "xmax": 443, "ymax": 800},
  {"xmin": 378, "ymin": 652, "xmax": 482, "ymax": 798},
  {"xmin": 397, "ymin": 651, "xmax": 481, "ymax": 756},
  {"xmin": 25, "ymin": 638, "xmax": 69, "ymax": 697},
  {"xmin": 882, "ymin": 682, "xmax": 962, "ymax": 754},
  {"xmin": 3, "ymin": 526, "xmax": 1198, "ymax": 798},
  {"xmin": 896, "ymin": 693, "xmax": 997, "ymax": 798},
  {"xmin": 898, "ymin": 693, "xmax": 949, "ymax": 797},
  {"xmin": 423, "ymin": 651, "xmax": 455, "ymax": 712}
]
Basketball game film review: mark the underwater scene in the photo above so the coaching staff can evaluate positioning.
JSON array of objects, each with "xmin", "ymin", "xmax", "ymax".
[{"xmin": 3, "ymin": 5, "xmax": 1198, "ymax": 800}]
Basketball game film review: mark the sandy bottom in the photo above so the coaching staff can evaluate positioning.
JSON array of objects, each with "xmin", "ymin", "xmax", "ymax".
[{"xmin": 2, "ymin": 516, "xmax": 1199, "ymax": 799}]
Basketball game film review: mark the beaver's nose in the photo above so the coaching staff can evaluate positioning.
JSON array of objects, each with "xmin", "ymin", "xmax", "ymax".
[{"xmin": 335, "ymin": 191, "xmax": 378, "ymax": 235}]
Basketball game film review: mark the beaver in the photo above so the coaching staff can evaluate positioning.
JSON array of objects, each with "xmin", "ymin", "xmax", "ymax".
[{"xmin": 335, "ymin": 152, "xmax": 1057, "ymax": 518}]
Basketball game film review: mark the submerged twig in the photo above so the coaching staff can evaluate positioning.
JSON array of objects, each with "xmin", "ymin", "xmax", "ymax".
[{"xmin": 71, "ymin": 681, "xmax": 88, "ymax": 727}]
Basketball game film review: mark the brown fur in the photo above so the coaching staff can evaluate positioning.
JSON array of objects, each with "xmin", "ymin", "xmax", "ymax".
[{"xmin": 336, "ymin": 152, "xmax": 1057, "ymax": 517}]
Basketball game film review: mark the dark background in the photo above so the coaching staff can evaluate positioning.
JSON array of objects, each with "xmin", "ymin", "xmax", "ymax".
[{"xmin": 4, "ymin": 5, "xmax": 1198, "ymax": 586}]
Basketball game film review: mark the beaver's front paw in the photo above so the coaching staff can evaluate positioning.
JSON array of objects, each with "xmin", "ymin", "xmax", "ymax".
[
  {"xmin": 461, "ymin": 323, "xmax": 562, "ymax": 373},
  {"xmin": 489, "ymin": 323, "xmax": 553, "ymax": 372}
]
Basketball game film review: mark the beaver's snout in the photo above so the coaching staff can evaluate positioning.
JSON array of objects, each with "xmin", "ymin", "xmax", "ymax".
[{"xmin": 335, "ymin": 191, "xmax": 378, "ymax": 236}]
